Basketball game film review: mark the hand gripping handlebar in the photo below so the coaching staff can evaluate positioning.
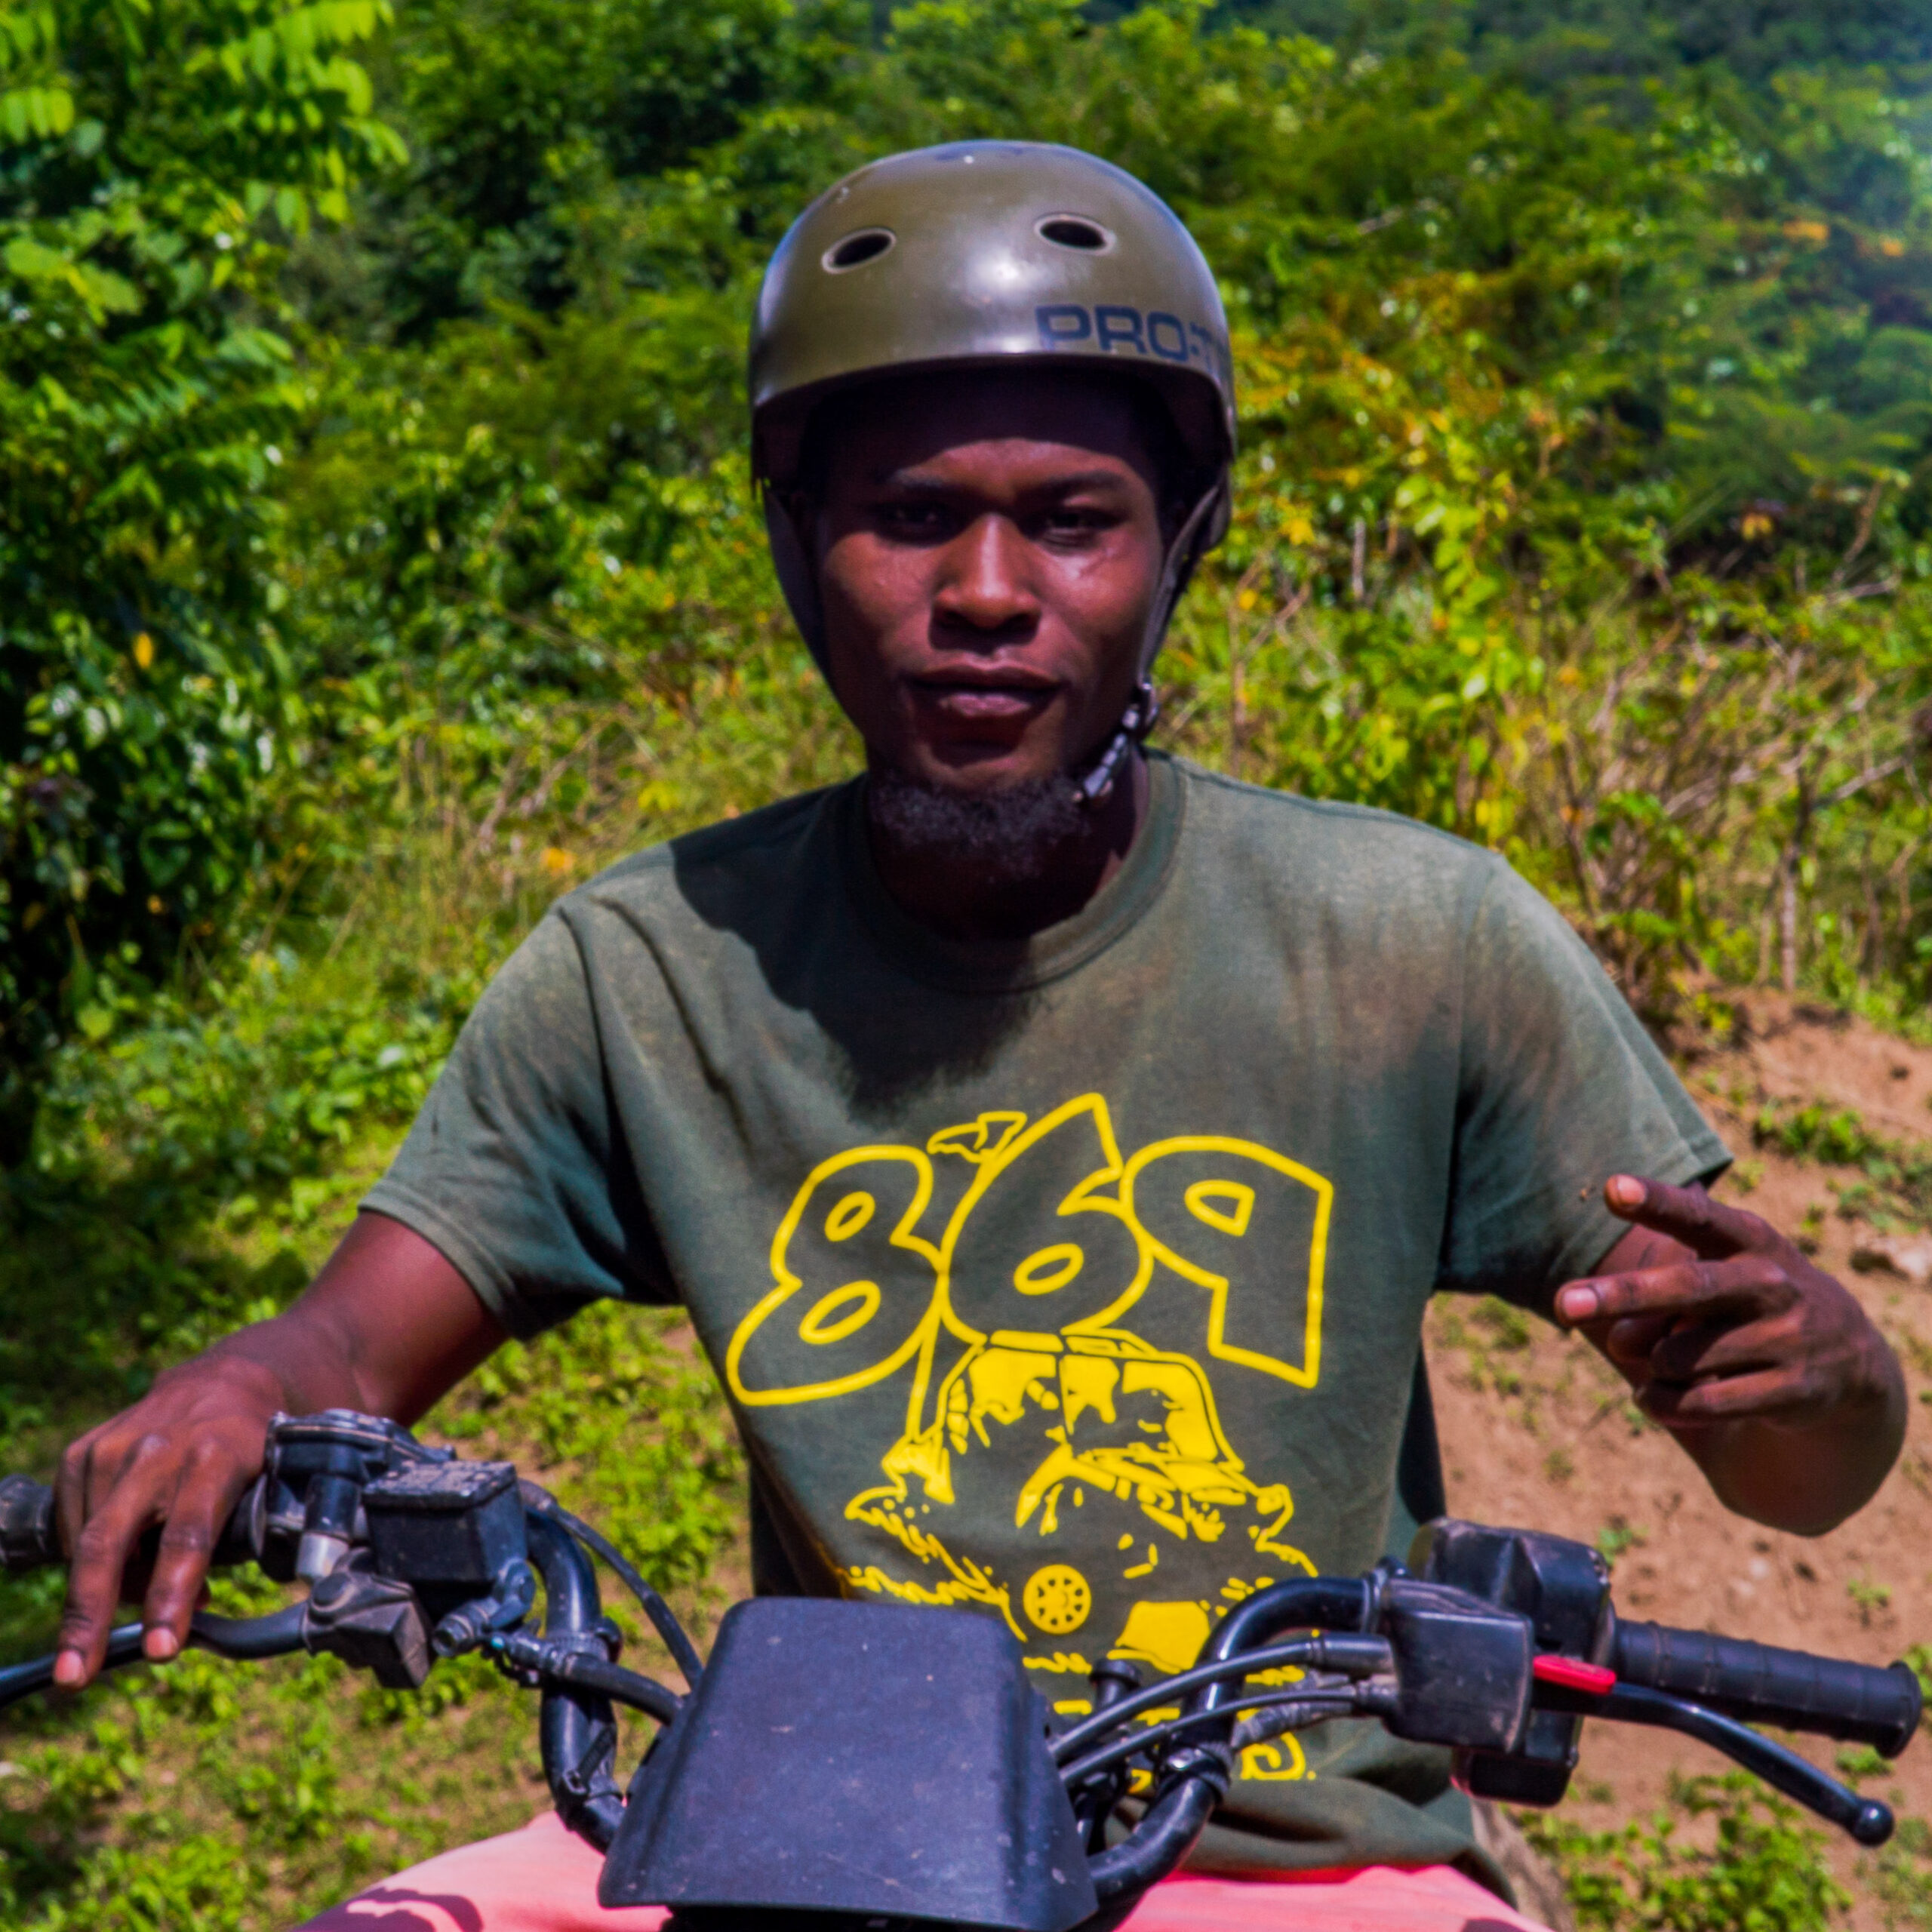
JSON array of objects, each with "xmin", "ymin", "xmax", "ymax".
[{"xmin": 0, "ymin": 1472, "xmax": 263, "ymax": 1580}]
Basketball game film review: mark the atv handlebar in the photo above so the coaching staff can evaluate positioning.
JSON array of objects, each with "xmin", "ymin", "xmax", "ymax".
[
  {"xmin": 0, "ymin": 1475, "xmax": 62, "ymax": 1574},
  {"xmin": 0, "ymin": 1470, "xmax": 258, "ymax": 1579},
  {"xmin": 0, "ymin": 1413, "xmax": 1920, "ymax": 1922},
  {"xmin": 1608, "ymin": 1617, "xmax": 1921, "ymax": 1758}
]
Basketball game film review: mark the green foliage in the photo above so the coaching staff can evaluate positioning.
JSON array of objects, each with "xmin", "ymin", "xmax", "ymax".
[
  {"xmin": 1472, "ymin": 1295, "xmax": 1534, "ymax": 1349},
  {"xmin": 1848, "ymin": 1572, "xmax": 1894, "ymax": 1622},
  {"xmin": 0, "ymin": 0, "xmax": 402, "ymax": 1155},
  {"xmin": 278, "ymin": 307, "xmax": 789, "ymax": 860},
  {"xmin": 1749, "ymin": 1097, "xmax": 1932, "ymax": 1235},
  {"xmin": 30, "ymin": 946, "xmax": 478, "ymax": 1206},
  {"xmin": 1226, "ymin": 0, "xmax": 1932, "ymax": 91},
  {"xmin": 11, "ymin": 1833, "xmax": 261, "ymax": 1932},
  {"xmin": 1527, "ymin": 1773, "xmax": 1850, "ymax": 1930},
  {"xmin": 0, "ymin": 941, "xmax": 479, "ymax": 1441},
  {"xmin": 330, "ymin": 0, "xmax": 857, "ymax": 335},
  {"xmin": 1595, "ymin": 1516, "xmax": 1649, "ymax": 1564},
  {"xmin": 5, "ymin": 0, "xmax": 1932, "ymax": 1919},
  {"xmin": 456, "ymin": 1301, "xmax": 745, "ymax": 1594}
]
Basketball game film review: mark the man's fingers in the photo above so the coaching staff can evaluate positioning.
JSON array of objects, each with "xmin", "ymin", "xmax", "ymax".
[
  {"xmin": 53, "ymin": 1430, "xmax": 181, "ymax": 1685},
  {"xmin": 1592, "ymin": 1309, "xmax": 1674, "ymax": 1370},
  {"xmin": 1638, "ymin": 1365, "xmax": 1820, "ymax": 1426},
  {"xmin": 53, "ymin": 1425, "xmax": 126, "ymax": 1575},
  {"xmin": 1557, "ymin": 1253, "xmax": 1789, "ymax": 1328},
  {"xmin": 1599, "ymin": 1174, "xmax": 1774, "ymax": 1262},
  {"xmin": 1644, "ymin": 1315, "xmax": 1790, "ymax": 1387},
  {"xmin": 54, "ymin": 1476, "xmax": 164, "ymax": 1686},
  {"xmin": 140, "ymin": 1460, "xmax": 240, "ymax": 1658},
  {"xmin": 54, "ymin": 1433, "xmax": 93, "ymax": 1580}
]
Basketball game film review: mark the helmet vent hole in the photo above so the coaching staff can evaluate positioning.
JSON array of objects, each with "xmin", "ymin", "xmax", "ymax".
[
  {"xmin": 1036, "ymin": 215, "xmax": 1112, "ymax": 253},
  {"xmin": 823, "ymin": 228, "xmax": 895, "ymax": 272}
]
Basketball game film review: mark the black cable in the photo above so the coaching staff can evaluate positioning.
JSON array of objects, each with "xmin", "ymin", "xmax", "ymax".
[
  {"xmin": 1058, "ymin": 1690, "xmax": 1364, "ymax": 1790},
  {"xmin": 1051, "ymin": 1633, "xmax": 1389, "ymax": 1764},
  {"xmin": 526, "ymin": 1649, "xmax": 682, "ymax": 1724},
  {"xmin": 520, "ymin": 1486, "xmax": 704, "ymax": 1687}
]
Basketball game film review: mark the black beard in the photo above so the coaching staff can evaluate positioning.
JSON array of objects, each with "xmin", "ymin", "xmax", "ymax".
[{"xmin": 866, "ymin": 769, "xmax": 1088, "ymax": 887}]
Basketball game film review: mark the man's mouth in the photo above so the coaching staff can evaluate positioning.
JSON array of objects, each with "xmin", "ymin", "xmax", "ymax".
[{"xmin": 908, "ymin": 666, "xmax": 1060, "ymax": 724}]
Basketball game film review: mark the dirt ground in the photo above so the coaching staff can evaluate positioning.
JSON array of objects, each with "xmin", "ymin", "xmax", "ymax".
[{"xmin": 1425, "ymin": 992, "xmax": 1932, "ymax": 1921}]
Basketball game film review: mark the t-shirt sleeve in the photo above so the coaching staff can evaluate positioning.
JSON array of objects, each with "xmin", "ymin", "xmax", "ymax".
[
  {"xmin": 1438, "ymin": 861, "xmax": 1731, "ymax": 1310},
  {"xmin": 361, "ymin": 907, "xmax": 674, "ymax": 1338}
]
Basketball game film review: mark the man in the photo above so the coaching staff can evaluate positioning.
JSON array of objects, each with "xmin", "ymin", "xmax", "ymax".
[{"xmin": 50, "ymin": 143, "xmax": 1904, "ymax": 1931}]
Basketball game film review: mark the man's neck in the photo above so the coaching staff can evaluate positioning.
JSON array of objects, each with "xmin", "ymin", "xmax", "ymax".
[{"xmin": 866, "ymin": 753, "xmax": 1150, "ymax": 945}]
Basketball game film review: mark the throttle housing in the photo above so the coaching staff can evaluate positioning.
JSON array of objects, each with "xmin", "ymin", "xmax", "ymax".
[{"xmin": 1379, "ymin": 1577, "xmax": 1534, "ymax": 1753}]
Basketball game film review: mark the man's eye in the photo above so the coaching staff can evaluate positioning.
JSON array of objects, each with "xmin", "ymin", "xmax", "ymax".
[
  {"xmin": 878, "ymin": 503, "xmax": 949, "ymax": 537},
  {"xmin": 1038, "ymin": 509, "xmax": 1111, "ymax": 540}
]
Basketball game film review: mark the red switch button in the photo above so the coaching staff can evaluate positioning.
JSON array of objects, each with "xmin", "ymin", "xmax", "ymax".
[{"xmin": 1532, "ymin": 1654, "xmax": 1617, "ymax": 1694}]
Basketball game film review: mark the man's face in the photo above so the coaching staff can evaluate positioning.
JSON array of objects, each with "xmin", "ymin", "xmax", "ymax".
[{"xmin": 811, "ymin": 372, "xmax": 1166, "ymax": 793}]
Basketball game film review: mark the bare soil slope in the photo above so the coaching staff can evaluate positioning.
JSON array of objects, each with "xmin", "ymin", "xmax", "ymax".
[{"xmin": 1425, "ymin": 993, "xmax": 1932, "ymax": 1919}]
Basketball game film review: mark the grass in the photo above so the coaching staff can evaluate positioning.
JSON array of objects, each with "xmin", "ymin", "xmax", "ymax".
[
  {"xmin": 1525, "ymin": 1774, "xmax": 1850, "ymax": 1932},
  {"xmin": 1595, "ymin": 1518, "xmax": 1649, "ymax": 1566},
  {"xmin": 1850, "ymin": 1575, "xmax": 1897, "ymax": 1625},
  {"xmin": 1868, "ymin": 1815, "xmax": 1932, "ymax": 1929},
  {"xmin": 1750, "ymin": 1097, "xmax": 1932, "ymax": 1237}
]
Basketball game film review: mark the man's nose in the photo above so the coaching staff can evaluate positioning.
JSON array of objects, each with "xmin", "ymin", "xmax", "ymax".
[{"xmin": 932, "ymin": 515, "xmax": 1040, "ymax": 636}]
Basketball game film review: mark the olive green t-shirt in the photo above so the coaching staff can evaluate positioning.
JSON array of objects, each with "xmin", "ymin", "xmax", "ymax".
[{"xmin": 365, "ymin": 753, "xmax": 1728, "ymax": 1886}]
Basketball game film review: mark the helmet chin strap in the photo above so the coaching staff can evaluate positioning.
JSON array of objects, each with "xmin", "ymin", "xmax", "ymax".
[
  {"xmin": 1074, "ymin": 680, "xmax": 1160, "ymax": 807},
  {"xmin": 1072, "ymin": 480, "xmax": 1226, "ymax": 809}
]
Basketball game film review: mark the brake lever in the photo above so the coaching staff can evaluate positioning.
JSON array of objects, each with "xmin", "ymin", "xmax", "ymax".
[
  {"xmin": 0, "ymin": 1604, "xmax": 309, "ymax": 1715},
  {"xmin": 1537, "ymin": 1677, "xmax": 1894, "ymax": 1845}
]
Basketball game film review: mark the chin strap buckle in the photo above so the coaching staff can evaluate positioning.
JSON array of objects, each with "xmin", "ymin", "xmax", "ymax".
[{"xmin": 1076, "ymin": 681, "xmax": 1161, "ymax": 808}]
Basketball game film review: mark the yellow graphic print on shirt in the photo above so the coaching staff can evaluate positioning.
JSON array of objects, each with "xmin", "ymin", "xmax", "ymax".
[{"xmin": 725, "ymin": 1094, "xmax": 1333, "ymax": 1775}]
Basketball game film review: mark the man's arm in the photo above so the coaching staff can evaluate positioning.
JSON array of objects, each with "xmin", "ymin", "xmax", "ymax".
[
  {"xmin": 51, "ymin": 1211, "xmax": 506, "ymax": 1687},
  {"xmin": 1555, "ymin": 1175, "xmax": 1906, "ymax": 1537}
]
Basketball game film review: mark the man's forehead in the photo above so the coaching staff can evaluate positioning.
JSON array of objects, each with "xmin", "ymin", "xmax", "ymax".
[{"xmin": 828, "ymin": 371, "xmax": 1155, "ymax": 485}]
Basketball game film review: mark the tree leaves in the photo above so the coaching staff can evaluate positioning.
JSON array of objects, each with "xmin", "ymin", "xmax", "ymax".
[{"xmin": 0, "ymin": 0, "xmax": 401, "ymax": 1146}]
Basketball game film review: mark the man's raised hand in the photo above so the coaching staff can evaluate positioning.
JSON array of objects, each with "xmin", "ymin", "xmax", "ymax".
[{"xmin": 1552, "ymin": 1175, "xmax": 1905, "ymax": 1533}]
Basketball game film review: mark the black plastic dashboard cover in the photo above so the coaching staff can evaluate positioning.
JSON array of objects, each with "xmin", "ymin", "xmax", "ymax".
[{"xmin": 598, "ymin": 1596, "xmax": 1097, "ymax": 1931}]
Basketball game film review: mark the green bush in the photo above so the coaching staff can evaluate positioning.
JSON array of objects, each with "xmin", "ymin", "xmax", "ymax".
[{"xmin": 0, "ymin": 0, "xmax": 402, "ymax": 1158}]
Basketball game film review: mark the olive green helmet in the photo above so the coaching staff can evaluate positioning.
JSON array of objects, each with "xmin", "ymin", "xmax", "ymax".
[{"xmin": 750, "ymin": 140, "xmax": 1235, "ymax": 741}]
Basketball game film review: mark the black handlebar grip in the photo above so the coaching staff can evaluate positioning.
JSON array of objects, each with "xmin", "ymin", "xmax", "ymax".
[
  {"xmin": 1611, "ymin": 1618, "xmax": 1922, "ymax": 1758},
  {"xmin": 0, "ymin": 1477, "xmax": 60, "ymax": 1574},
  {"xmin": 0, "ymin": 1475, "xmax": 264, "ymax": 1579}
]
